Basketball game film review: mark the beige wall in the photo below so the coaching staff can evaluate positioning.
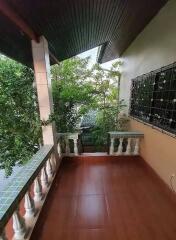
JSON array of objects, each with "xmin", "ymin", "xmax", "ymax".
[
  {"xmin": 119, "ymin": 0, "xmax": 176, "ymax": 186},
  {"xmin": 120, "ymin": 0, "xmax": 176, "ymax": 109},
  {"xmin": 130, "ymin": 119, "xmax": 176, "ymax": 186}
]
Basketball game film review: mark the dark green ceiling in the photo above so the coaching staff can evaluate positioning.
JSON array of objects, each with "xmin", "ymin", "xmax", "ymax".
[{"xmin": 0, "ymin": 0, "xmax": 167, "ymax": 66}]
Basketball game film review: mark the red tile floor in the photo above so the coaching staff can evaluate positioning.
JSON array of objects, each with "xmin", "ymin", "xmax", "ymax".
[{"xmin": 31, "ymin": 155, "xmax": 176, "ymax": 240}]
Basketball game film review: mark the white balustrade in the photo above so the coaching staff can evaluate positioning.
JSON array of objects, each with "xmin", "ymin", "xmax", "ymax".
[
  {"xmin": 41, "ymin": 166, "xmax": 49, "ymax": 191},
  {"xmin": 108, "ymin": 131, "xmax": 144, "ymax": 156},
  {"xmin": 73, "ymin": 138, "xmax": 78, "ymax": 155},
  {"xmin": 116, "ymin": 137, "xmax": 123, "ymax": 155},
  {"xmin": 12, "ymin": 209, "xmax": 26, "ymax": 240},
  {"xmin": 57, "ymin": 141, "xmax": 62, "ymax": 157},
  {"xmin": 51, "ymin": 154, "xmax": 56, "ymax": 173},
  {"xmin": 24, "ymin": 191, "xmax": 36, "ymax": 219},
  {"xmin": 125, "ymin": 138, "xmax": 132, "ymax": 155},
  {"xmin": 109, "ymin": 137, "xmax": 115, "ymax": 155},
  {"xmin": 34, "ymin": 177, "xmax": 43, "ymax": 203},
  {"xmin": 57, "ymin": 132, "xmax": 80, "ymax": 156},
  {"xmin": 46, "ymin": 158, "xmax": 53, "ymax": 180},
  {"xmin": 134, "ymin": 138, "xmax": 140, "ymax": 155},
  {"xmin": 0, "ymin": 145, "xmax": 57, "ymax": 240}
]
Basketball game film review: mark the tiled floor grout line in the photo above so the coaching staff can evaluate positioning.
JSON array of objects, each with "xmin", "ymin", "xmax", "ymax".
[{"xmin": 30, "ymin": 156, "xmax": 176, "ymax": 240}]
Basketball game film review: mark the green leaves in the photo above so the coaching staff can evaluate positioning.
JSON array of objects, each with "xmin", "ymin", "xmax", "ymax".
[
  {"xmin": 51, "ymin": 57, "xmax": 96, "ymax": 132},
  {"xmin": 0, "ymin": 56, "xmax": 41, "ymax": 176},
  {"xmin": 51, "ymin": 56, "xmax": 125, "ymax": 150},
  {"xmin": 0, "ymin": 54, "xmax": 123, "ymax": 175}
]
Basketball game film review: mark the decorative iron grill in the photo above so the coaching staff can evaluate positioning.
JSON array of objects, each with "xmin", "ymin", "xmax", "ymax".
[{"xmin": 130, "ymin": 62, "xmax": 176, "ymax": 134}]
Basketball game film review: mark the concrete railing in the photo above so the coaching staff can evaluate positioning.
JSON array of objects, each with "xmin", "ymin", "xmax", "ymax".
[
  {"xmin": 0, "ymin": 145, "xmax": 57, "ymax": 240},
  {"xmin": 57, "ymin": 132, "xmax": 79, "ymax": 157},
  {"xmin": 108, "ymin": 131, "xmax": 144, "ymax": 156}
]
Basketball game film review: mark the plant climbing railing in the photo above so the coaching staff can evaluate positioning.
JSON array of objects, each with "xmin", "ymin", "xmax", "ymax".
[{"xmin": 0, "ymin": 145, "xmax": 57, "ymax": 240}]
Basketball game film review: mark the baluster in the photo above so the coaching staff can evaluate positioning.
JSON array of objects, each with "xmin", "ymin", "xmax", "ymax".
[
  {"xmin": 57, "ymin": 141, "xmax": 62, "ymax": 157},
  {"xmin": 41, "ymin": 166, "xmax": 49, "ymax": 191},
  {"xmin": 73, "ymin": 138, "xmax": 78, "ymax": 155},
  {"xmin": 0, "ymin": 230, "xmax": 7, "ymax": 240},
  {"xmin": 65, "ymin": 138, "xmax": 70, "ymax": 155},
  {"xmin": 125, "ymin": 138, "xmax": 132, "ymax": 155},
  {"xmin": 133, "ymin": 138, "xmax": 140, "ymax": 155},
  {"xmin": 116, "ymin": 138, "xmax": 123, "ymax": 155},
  {"xmin": 109, "ymin": 137, "xmax": 115, "ymax": 155},
  {"xmin": 46, "ymin": 158, "xmax": 53, "ymax": 180},
  {"xmin": 51, "ymin": 154, "xmax": 56, "ymax": 172},
  {"xmin": 24, "ymin": 191, "xmax": 36, "ymax": 219},
  {"xmin": 34, "ymin": 177, "xmax": 43, "ymax": 202},
  {"xmin": 12, "ymin": 209, "xmax": 26, "ymax": 240}
]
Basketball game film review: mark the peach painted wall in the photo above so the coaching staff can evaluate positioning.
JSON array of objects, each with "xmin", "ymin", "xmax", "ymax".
[
  {"xmin": 130, "ymin": 119, "xmax": 176, "ymax": 186},
  {"xmin": 119, "ymin": 0, "xmax": 176, "ymax": 187}
]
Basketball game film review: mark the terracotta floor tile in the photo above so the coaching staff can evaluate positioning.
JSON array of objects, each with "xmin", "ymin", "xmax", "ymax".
[
  {"xmin": 55, "ymin": 166, "xmax": 82, "ymax": 196},
  {"xmin": 49, "ymin": 196, "xmax": 77, "ymax": 227},
  {"xmin": 30, "ymin": 156, "xmax": 176, "ymax": 240},
  {"xmin": 33, "ymin": 225, "xmax": 78, "ymax": 240},
  {"xmin": 74, "ymin": 195, "xmax": 110, "ymax": 228},
  {"xmin": 78, "ymin": 167, "xmax": 104, "ymax": 195},
  {"xmin": 77, "ymin": 228, "xmax": 117, "ymax": 240}
]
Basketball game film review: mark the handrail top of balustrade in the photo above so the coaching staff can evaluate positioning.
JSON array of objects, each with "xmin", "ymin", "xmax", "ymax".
[
  {"xmin": 108, "ymin": 131, "xmax": 144, "ymax": 138},
  {"xmin": 0, "ymin": 144, "xmax": 53, "ymax": 231},
  {"xmin": 57, "ymin": 132, "xmax": 80, "ymax": 139}
]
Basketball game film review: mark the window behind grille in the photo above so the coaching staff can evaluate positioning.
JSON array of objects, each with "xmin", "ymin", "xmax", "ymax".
[{"xmin": 130, "ymin": 63, "xmax": 176, "ymax": 134}]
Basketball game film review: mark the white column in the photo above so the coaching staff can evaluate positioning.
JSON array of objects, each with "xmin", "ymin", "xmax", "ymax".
[
  {"xmin": 133, "ymin": 138, "xmax": 140, "ymax": 155},
  {"xmin": 109, "ymin": 137, "xmax": 115, "ymax": 155},
  {"xmin": 12, "ymin": 209, "xmax": 26, "ymax": 240},
  {"xmin": 116, "ymin": 138, "xmax": 123, "ymax": 155},
  {"xmin": 34, "ymin": 177, "xmax": 43, "ymax": 203},
  {"xmin": 24, "ymin": 191, "xmax": 36, "ymax": 219},
  {"xmin": 31, "ymin": 37, "xmax": 59, "ymax": 159},
  {"xmin": 73, "ymin": 138, "xmax": 78, "ymax": 155},
  {"xmin": 125, "ymin": 138, "xmax": 132, "ymax": 155}
]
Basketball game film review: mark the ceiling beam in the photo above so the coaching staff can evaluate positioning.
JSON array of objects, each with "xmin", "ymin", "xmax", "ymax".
[
  {"xmin": 49, "ymin": 51, "xmax": 60, "ymax": 65},
  {"xmin": 0, "ymin": 0, "xmax": 39, "ymax": 42},
  {"xmin": 0, "ymin": 0, "xmax": 59, "ymax": 64}
]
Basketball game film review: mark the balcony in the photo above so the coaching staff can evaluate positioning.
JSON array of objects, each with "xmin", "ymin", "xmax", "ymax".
[
  {"xmin": 1, "ymin": 132, "xmax": 176, "ymax": 240},
  {"xmin": 30, "ymin": 154, "xmax": 176, "ymax": 240},
  {"xmin": 31, "ymin": 154, "xmax": 176, "ymax": 240},
  {"xmin": 1, "ymin": 0, "xmax": 176, "ymax": 239}
]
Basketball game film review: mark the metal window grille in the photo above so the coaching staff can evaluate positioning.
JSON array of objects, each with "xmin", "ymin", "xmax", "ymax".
[{"xmin": 130, "ymin": 62, "xmax": 176, "ymax": 134}]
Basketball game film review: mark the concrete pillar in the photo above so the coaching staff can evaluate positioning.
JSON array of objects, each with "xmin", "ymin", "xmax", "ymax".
[{"xmin": 31, "ymin": 36, "xmax": 56, "ymax": 146}]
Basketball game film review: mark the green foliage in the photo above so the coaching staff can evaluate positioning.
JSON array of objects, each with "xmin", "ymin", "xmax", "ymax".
[
  {"xmin": 90, "ymin": 61, "xmax": 126, "ymax": 148},
  {"xmin": 0, "ymin": 54, "xmax": 124, "ymax": 175},
  {"xmin": 0, "ymin": 56, "xmax": 41, "ymax": 176},
  {"xmin": 52, "ymin": 56, "xmax": 126, "ymax": 150},
  {"xmin": 52, "ymin": 57, "xmax": 96, "ymax": 132},
  {"xmin": 91, "ymin": 102, "xmax": 126, "ymax": 149}
]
